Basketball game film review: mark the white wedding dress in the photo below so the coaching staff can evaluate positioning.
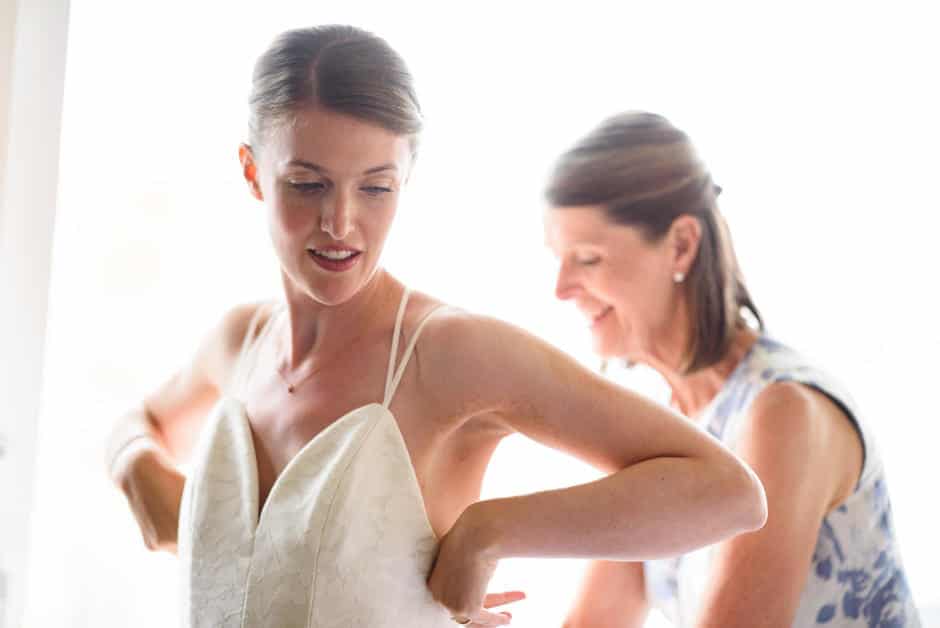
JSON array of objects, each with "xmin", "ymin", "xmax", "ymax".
[{"xmin": 177, "ymin": 289, "xmax": 455, "ymax": 627}]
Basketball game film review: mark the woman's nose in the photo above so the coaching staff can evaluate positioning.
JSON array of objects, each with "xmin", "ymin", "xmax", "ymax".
[
  {"xmin": 320, "ymin": 192, "xmax": 353, "ymax": 240},
  {"xmin": 555, "ymin": 264, "xmax": 577, "ymax": 301}
]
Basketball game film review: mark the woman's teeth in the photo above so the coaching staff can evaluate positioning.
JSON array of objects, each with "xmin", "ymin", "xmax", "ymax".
[{"xmin": 312, "ymin": 249, "xmax": 357, "ymax": 260}]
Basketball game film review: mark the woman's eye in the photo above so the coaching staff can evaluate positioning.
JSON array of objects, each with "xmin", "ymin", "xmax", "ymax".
[
  {"xmin": 289, "ymin": 181, "xmax": 326, "ymax": 193},
  {"xmin": 576, "ymin": 257, "xmax": 600, "ymax": 266},
  {"xmin": 361, "ymin": 186, "xmax": 393, "ymax": 196}
]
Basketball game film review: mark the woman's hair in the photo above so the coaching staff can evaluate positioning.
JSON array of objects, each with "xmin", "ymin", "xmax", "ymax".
[
  {"xmin": 248, "ymin": 25, "xmax": 422, "ymax": 153},
  {"xmin": 546, "ymin": 111, "xmax": 762, "ymax": 374}
]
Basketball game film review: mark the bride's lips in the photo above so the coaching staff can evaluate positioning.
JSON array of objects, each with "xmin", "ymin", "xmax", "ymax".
[{"xmin": 307, "ymin": 246, "xmax": 363, "ymax": 272}]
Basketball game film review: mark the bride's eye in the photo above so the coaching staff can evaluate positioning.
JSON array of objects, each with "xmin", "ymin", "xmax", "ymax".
[
  {"xmin": 361, "ymin": 186, "xmax": 393, "ymax": 197},
  {"xmin": 289, "ymin": 181, "xmax": 326, "ymax": 193}
]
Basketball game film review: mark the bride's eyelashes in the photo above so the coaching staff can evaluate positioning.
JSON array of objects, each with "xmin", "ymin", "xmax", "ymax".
[{"xmin": 285, "ymin": 180, "xmax": 394, "ymax": 197}]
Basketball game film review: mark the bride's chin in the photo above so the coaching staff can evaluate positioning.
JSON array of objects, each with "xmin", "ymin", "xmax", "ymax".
[{"xmin": 293, "ymin": 276, "xmax": 359, "ymax": 307}]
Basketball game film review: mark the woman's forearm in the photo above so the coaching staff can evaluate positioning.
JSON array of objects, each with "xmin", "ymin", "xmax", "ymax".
[
  {"xmin": 465, "ymin": 454, "xmax": 765, "ymax": 562},
  {"xmin": 104, "ymin": 403, "xmax": 165, "ymax": 484}
]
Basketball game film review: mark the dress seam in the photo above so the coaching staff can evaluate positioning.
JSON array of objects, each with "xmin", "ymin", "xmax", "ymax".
[{"xmin": 304, "ymin": 410, "xmax": 389, "ymax": 628}]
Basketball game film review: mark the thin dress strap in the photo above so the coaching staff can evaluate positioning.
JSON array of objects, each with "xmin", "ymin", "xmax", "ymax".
[
  {"xmin": 383, "ymin": 288, "xmax": 411, "ymax": 405},
  {"xmin": 383, "ymin": 290, "xmax": 448, "ymax": 408},
  {"xmin": 229, "ymin": 302, "xmax": 280, "ymax": 397}
]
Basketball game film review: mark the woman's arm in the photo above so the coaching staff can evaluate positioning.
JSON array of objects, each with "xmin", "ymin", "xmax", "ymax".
[
  {"xmin": 422, "ymin": 313, "xmax": 767, "ymax": 621},
  {"xmin": 105, "ymin": 302, "xmax": 265, "ymax": 552},
  {"xmin": 106, "ymin": 302, "xmax": 261, "ymax": 476},
  {"xmin": 428, "ymin": 312, "xmax": 767, "ymax": 559},
  {"xmin": 689, "ymin": 382, "xmax": 863, "ymax": 627},
  {"xmin": 563, "ymin": 561, "xmax": 649, "ymax": 628}
]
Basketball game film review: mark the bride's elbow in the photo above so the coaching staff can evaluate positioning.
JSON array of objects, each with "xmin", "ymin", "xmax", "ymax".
[{"xmin": 724, "ymin": 459, "xmax": 768, "ymax": 533}]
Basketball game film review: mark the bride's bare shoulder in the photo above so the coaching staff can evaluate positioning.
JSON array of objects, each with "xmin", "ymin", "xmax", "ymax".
[
  {"xmin": 202, "ymin": 300, "xmax": 279, "ymax": 386},
  {"xmin": 411, "ymin": 297, "xmax": 558, "ymax": 395}
]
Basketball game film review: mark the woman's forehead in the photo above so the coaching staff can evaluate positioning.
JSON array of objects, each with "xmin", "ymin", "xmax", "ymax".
[
  {"xmin": 546, "ymin": 207, "xmax": 650, "ymax": 251},
  {"xmin": 265, "ymin": 108, "xmax": 412, "ymax": 174},
  {"xmin": 545, "ymin": 206, "xmax": 610, "ymax": 243}
]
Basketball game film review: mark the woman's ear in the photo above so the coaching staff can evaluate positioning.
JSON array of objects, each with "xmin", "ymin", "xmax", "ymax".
[
  {"xmin": 239, "ymin": 143, "xmax": 263, "ymax": 201},
  {"xmin": 669, "ymin": 214, "xmax": 702, "ymax": 276}
]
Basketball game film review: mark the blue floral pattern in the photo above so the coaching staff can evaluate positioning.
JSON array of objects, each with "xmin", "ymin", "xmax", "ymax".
[{"xmin": 644, "ymin": 336, "xmax": 921, "ymax": 627}]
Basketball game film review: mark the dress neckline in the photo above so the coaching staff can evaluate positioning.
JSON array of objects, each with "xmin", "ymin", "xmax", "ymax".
[{"xmin": 220, "ymin": 395, "xmax": 439, "ymax": 541}]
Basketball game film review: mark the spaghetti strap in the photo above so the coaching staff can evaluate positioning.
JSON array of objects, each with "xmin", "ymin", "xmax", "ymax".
[
  {"xmin": 383, "ymin": 296, "xmax": 448, "ymax": 408},
  {"xmin": 229, "ymin": 301, "xmax": 280, "ymax": 397},
  {"xmin": 383, "ymin": 288, "xmax": 412, "ymax": 404}
]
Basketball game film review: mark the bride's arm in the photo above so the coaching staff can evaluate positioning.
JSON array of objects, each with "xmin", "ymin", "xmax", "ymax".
[
  {"xmin": 428, "ymin": 311, "xmax": 767, "ymax": 559},
  {"xmin": 106, "ymin": 302, "xmax": 265, "ymax": 475},
  {"xmin": 422, "ymin": 311, "xmax": 766, "ymax": 622},
  {"xmin": 104, "ymin": 302, "xmax": 264, "ymax": 553}
]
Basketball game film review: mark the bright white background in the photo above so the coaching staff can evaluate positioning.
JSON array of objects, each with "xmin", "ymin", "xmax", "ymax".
[{"xmin": 22, "ymin": 1, "xmax": 939, "ymax": 626}]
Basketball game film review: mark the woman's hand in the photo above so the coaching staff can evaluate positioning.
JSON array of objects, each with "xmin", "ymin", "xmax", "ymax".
[
  {"xmin": 428, "ymin": 504, "xmax": 526, "ymax": 625},
  {"xmin": 117, "ymin": 447, "xmax": 186, "ymax": 554}
]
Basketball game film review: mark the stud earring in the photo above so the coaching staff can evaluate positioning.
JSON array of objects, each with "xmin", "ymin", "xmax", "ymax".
[{"xmin": 673, "ymin": 272, "xmax": 685, "ymax": 283}]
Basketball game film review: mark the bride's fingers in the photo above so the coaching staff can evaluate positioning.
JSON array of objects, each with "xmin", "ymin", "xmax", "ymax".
[
  {"xmin": 482, "ymin": 590, "xmax": 526, "ymax": 608},
  {"xmin": 469, "ymin": 609, "xmax": 513, "ymax": 625}
]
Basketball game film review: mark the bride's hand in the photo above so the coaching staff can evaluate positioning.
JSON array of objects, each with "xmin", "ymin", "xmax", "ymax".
[
  {"xmin": 427, "ymin": 503, "xmax": 525, "ymax": 625},
  {"xmin": 117, "ymin": 447, "xmax": 186, "ymax": 554}
]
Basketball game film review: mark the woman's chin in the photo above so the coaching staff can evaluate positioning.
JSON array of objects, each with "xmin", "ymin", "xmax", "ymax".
[
  {"xmin": 292, "ymin": 261, "xmax": 379, "ymax": 306},
  {"xmin": 296, "ymin": 275, "xmax": 364, "ymax": 307},
  {"xmin": 590, "ymin": 332, "xmax": 627, "ymax": 361}
]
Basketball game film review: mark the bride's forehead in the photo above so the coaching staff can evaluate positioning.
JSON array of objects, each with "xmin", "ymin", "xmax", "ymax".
[
  {"xmin": 291, "ymin": 108, "xmax": 401, "ymax": 142},
  {"xmin": 266, "ymin": 111, "xmax": 410, "ymax": 167}
]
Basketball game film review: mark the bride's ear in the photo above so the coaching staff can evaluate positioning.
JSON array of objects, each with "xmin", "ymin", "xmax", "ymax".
[{"xmin": 239, "ymin": 144, "xmax": 263, "ymax": 201}]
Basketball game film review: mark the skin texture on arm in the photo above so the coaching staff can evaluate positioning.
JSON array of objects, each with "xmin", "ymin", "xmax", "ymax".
[
  {"xmin": 688, "ymin": 381, "xmax": 864, "ymax": 627},
  {"xmin": 139, "ymin": 302, "xmax": 265, "ymax": 461},
  {"xmin": 426, "ymin": 311, "xmax": 767, "ymax": 559},
  {"xmin": 421, "ymin": 312, "xmax": 767, "ymax": 621}
]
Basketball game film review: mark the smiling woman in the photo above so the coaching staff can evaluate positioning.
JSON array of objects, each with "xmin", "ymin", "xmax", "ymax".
[
  {"xmin": 545, "ymin": 114, "xmax": 759, "ymax": 372},
  {"xmin": 544, "ymin": 112, "xmax": 921, "ymax": 628},
  {"xmin": 238, "ymin": 106, "xmax": 411, "ymax": 304}
]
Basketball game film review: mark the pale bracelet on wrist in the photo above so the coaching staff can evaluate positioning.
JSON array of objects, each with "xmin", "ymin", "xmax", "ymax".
[{"xmin": 106, "ymin": 433, "xmax": 159, "ymax": 480}]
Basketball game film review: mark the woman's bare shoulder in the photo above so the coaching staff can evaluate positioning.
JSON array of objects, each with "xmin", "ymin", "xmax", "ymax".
[
  {"xmin": 410, "ymin": 297, "xmax": 511, "ymax": 360},
  {"xmin": 410, "ymin": 298, "xmax": 565, "ymax": 407},
  {"xmin": 193, "ymin": 300, "xmax": 279, "ymax": 391},
  {"xmin": 141, "ymin": 300, "xmax": 277, "ymax": 451}
]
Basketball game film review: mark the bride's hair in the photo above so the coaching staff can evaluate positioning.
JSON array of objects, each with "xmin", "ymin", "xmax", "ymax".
[{"xmin": 247, "ymin": 25, "xmax": 423, "ymax": 155}]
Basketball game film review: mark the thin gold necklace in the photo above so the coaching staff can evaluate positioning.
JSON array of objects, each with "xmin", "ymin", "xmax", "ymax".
[{"xmin": 277, "ymin": 361, "xmax": 318, "ymax": 394}]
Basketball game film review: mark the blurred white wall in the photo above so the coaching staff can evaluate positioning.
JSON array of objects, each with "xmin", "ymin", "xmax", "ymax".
[
  {"xmin": 0, "ymin": 0, "xmax": 18, "ymax": 200},
  {"xmin": 0, "ymin": 1, "xmax": 69, "ymax": 627}
]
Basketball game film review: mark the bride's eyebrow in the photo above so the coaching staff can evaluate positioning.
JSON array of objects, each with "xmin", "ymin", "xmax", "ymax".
[
  {"xmin": 362, "ymin": 164, "xmax": 397, "ymax": 175},
  {"xmin": 285, "ymin": 159, "xmax": 328, "ymax": 173},
  {"xmin": 283, "ymin": 161, "xmax": 398, "ymax": 176}
]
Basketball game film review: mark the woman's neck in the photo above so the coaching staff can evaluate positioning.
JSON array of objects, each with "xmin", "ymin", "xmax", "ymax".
[
  {"xmin": 278, "ymin": 270, "xmax": 401, "ymax": 370},
  {"xmin": 653, "ymin": 327, "xmax": 759, "ymax": 420}
]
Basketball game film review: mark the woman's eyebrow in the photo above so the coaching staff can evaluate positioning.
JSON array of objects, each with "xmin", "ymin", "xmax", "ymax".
[
  {"xmin": 286, "ymin": 159, "xmax": 328, "ymax": 173},
  {"xmin": 284, "ymin": 160, "xmax": 397, "ymax": 176},
  {"xmin": 362, "ymin": 163, "xmax": 397, "ymax": 175}
]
